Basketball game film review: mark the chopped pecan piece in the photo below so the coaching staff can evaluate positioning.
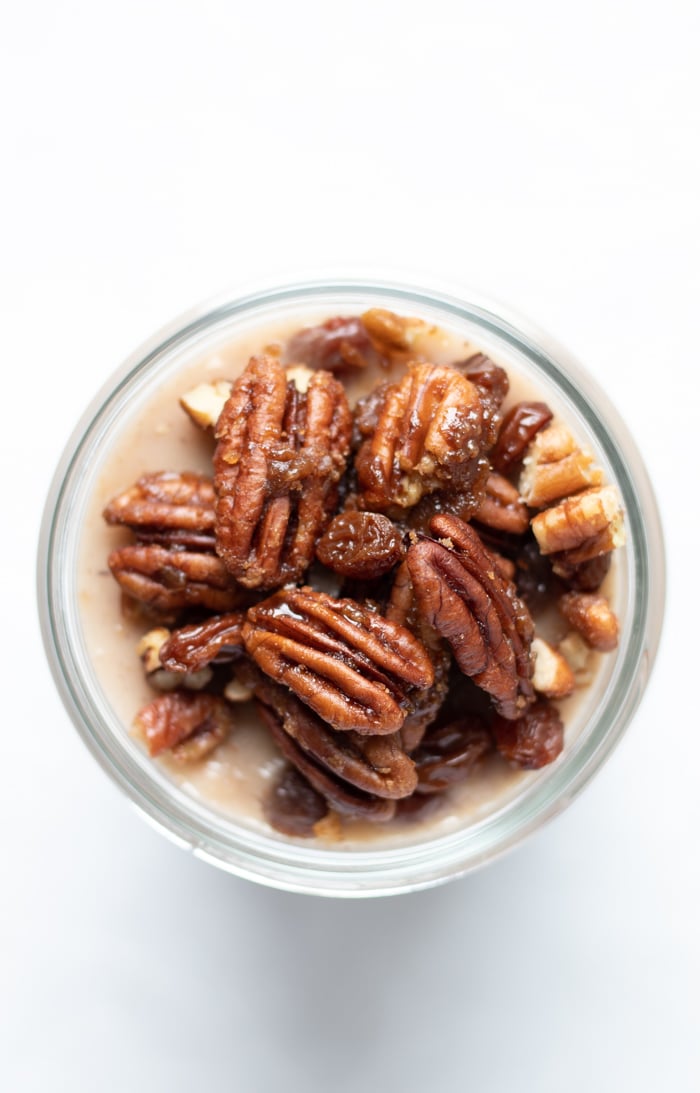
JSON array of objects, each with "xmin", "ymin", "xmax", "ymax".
[
  {"xmin": 520, "ymin": 424, "xmax": 603, "ymax": 508},
  {"xmin": 316, "ymin": 511, "xmax": 404, "ymax": 579},
  {"xmin": 134, "ymin": 691, "xmax": 234, "ymax": 761},
  {"xmin": 531, "ymin": 636, "xmax": 576, "ymax": 698},
  {"xmin": 559, "ymin": 631, "xmax": 594, "ymax": 686},
  {"xmin": 355, "ymin": 361, "xmax": 493, "ymax": 513},
  {"xmin": 491, "ymin": 401, "xmax": 553, "ymax": 475},
  {"xmin": 263, "ymin": 764, "xmax": 329, "ymax": 837},
  {"xmin": 532, "ymin": 486, "xmax": 625, "ymax": 557},
  {"xmin": 180, "ymin": 381, "xmax": 232, "ymax": 431},
  {"xmin": 412, "ymin": 715, "xmax": 493, "ymax": 794},
  {"xmin": 407, "ymin": 514, "xmax": 535, "ymax": 719},
  {"xmin": 136, "ymin": 626, "xmax": 212, "ymax": 691},
  {"xmin": 214, "ymin": 355, "xmax": 351, "ymax": 588},
  {"xmin": 472, "ymin": 472, "xmax": 530, "ymax": 535},
  {"xmin": 559, "ymin": 592, "xmax": 620, "ymax": 651},
  {"xmin": 103, "ymin": 471, "xmax": 216, "ymax": 550},
  {"xmin": 108, "ymin": 544, "xmax": 242, "ymax": 613},
  {"xmin": 492, "ymin": 699, "xmax": 564, "ymax": 769},
  {"xmin": 159, "ymin": 611, "xmax": 246, "ymax": 673},
  {"xmin": 242, "ymin": 586, "xmax": 434, "ymax": 735}
]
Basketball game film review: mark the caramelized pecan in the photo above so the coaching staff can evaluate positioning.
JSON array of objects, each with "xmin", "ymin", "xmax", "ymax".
[
  {"xmin": 520, "ymin": 424, "xmax": 602, "ymax": 507},
  {"xmin": 134, "ymin": 691, "xmax": 234, "ymax": 760},
  {"xmin": 316, "ymin": 511, "xmax": 404, "ymax": 579},
  {"xmin": 214, "ymin": 355, "xmax": 351, "ymax": 588},
  {"xmin": 412, "ymin": 715, "xmax": 493, "ymax": 794},
  {"xmin": 558, "ymin": 591, "xmax": 620, "ymax": 651},
  {"xmin": 242, "ymin": 586, "xmax": 434, "ymax": 735},
  {"xmin": 103, "ymin": 471, "xmax": 216, "ymax": 550},
  {"xmin": 492, "ymin": 699, "xmax": 563, "ymax": 769},
  {"xmin": 531, "ymin": 486, "xmax": 625, "ymax": 558},
  {"xmin": 407, "ymin": 515, "xmax": 535, "ymax": 719},
  {"xmin": 159, "ymin": 611, "xmax": 246, "ymax": 673},
  {"xmin": 472, "ymin": 472, "xmax": 530, "ymax": 535},
  {"xmin": 251, "ymin": 675, "xmax": 405, "ymax": 821},
  {"xmin": 355, "ymin": 362, "xmax": 493, "ymax": 514},
  {"xmin": 108, "ymin": 544, "xmax": 242, "ymax": 613},
  {"xmin": 491, "ymin": 401, "xmax": 553, "ymax": 475}
]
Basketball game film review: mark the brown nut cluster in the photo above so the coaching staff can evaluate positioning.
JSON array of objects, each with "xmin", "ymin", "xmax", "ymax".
[{"xmin": 103, "ymin": 307, "xmax": 626, "ymax": 838}]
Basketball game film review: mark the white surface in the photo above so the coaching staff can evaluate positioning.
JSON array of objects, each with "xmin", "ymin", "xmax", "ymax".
[{"xmin": 2, "ymin": 2, "xmax": 698, "ymax": 1090}]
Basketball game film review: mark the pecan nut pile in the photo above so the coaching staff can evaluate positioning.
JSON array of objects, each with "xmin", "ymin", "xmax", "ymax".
[{"xmin": 103, "ymin": 306, "xmax": 626, "ymax": 840}]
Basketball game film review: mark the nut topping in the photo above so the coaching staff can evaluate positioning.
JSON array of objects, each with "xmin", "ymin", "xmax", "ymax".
[
  {"xmin": 559, "ymin": 591, "xmax": 620, "ymax": 651},
  {"xmin": 103, "ymin": 471, "xmax": 216, "ymax": 550},
  {"xmin": 242, "ymin": 586, "xmax": 435, "ymax": 735},
  {"xmin": 472, "ymin": 471, "xmax": 530, "ymax": 535},
  {"xmin": 491, "ymin": 401, "xmax": 553, "ymax": 475},
  {"xmin": 531, "ymin": 636, "xmax": 576, "ymax": 698},
  {"xmin": 159, "ymin": 611, "xmax": 246, "ymax": 673},
  {"xmin": 355, "ymin": 361, "xmax": 493, "ymax": 513},
  {"xmin": 108, "ymin": 544, "xmax": 242, "ymax": 613},
  {"xmin": 180, "ymin": 381, "xmax": 232, "ymax": 431},
  {"xmin": 519, "ymin": 424, "xmax": 603, "ymax": 508},
  {"xmin": 531, "ymin": 485, "xmax": 625, "ymax": 557},
  {"xmin": 134, "ymin": 691, "xmax": 234, "ymax": 761},
  {"xmin": 214, "ymin": 355, "xmax": 351, "ymax": 588},
  {"xmin": 407, "ymin": 514, "xmax": 535, "ymax": 719}
]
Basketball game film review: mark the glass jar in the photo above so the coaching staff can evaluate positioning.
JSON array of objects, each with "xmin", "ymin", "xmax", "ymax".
[{"xmin": 38, "ymin": 278, "xmax": 665, "ymax": 897}]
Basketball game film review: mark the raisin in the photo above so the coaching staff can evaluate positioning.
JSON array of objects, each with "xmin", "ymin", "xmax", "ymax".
[
  {"xmin": 263, "ymin": 764, "xmax": 329, "ymax": 837},
  {"xmin": 286, "ymin": 316, "xmax": 382, "ymax": 372},
  {"xmin": 316, "ymin": 512, "xmax": 405, "ymax": 580},
  {"xmin": 491, "ymin": 401, "xmax": 553, "ymax": 475},
  {"xmin": 492, "ymin": 700, "xmax": 564, "ymax": 769},
  {"xmin": 556, "ymin": 551, "xmax": 612, "ymax": 592},
  {"xmin": 413, "ymin": 716, "xmax": 493, "ymax": 794}
]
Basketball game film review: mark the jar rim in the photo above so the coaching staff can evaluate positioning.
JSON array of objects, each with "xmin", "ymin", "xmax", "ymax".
[{"xmin": 37, "ymin": 276, "xmax": 666, "ymax": 897}]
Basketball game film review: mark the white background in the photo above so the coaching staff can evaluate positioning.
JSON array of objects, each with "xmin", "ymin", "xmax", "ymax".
[{"xmin": 2, "ymin": 1, "xmax": 698, "ymax": 1090}]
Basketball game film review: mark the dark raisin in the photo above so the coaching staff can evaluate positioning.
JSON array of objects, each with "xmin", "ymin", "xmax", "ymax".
[
  {"xmin": 263, "ymin": 764, "xmax": 329, "ymax": 837},
  {"xmin": 413, "ymin": 716, "xmax": 493, "ymax": 793},
  {"xmin": 286, "ymin": 316, "xmax": 381, "ymax": 372},
  {"xmin": 491, "ymin": 401, "xmax": 553, "ymax": 475},
  {"xmin": 492, "ymin": 700, "xmax": 564, "ymax": 769},
  {"xmin": 316, "ymin": 511, "xmax": 405, "ymax": 579},
  {"xmin": 556, "ymin": 551, "xmax": 612, "ymax": 592}
]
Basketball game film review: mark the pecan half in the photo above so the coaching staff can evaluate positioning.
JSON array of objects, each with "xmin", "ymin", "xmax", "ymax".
[
  {"xmin": 103, "ymin": 471, "xmax": 216, "ymax": 550},
  {"xmin": 558, "ymin": 591, "xmax": 620, "ymax": 651},
  {"xmin": 412, "ymin": 715, "xmax": 493, "ymax": 794},
  {"xmin": 134, "ymin": 691, "xmax": 234, "ymax": 761},
  {"xmin": 492, "ymin": 699, "xmax": 563, "ymax": 769},
  {"xmin": 108, "ymin": 544, "xmax": 242, "ymax": 613},
  {"xmin": 472, "ymin": 471, "xmax": 530, "ymax": 535},
  {"xmin": 251, "ymin": 678, "xmax": 405, "ymax": 821},
  {"xmin": 491, "ymin": 401, "xmax": 553, "ymax": 475},
  {"xmin": 242, "ymin": 587, "xmax": 434, "ymax": 734},
  {"xmin": 159, "ymin": 611, "xmax": 246, "ymax": 673},
  {"xmin": 214, "ymin": 355, "xmax": 351, "ymax": 588},
  {"xmin": 355, "ymin": 361, "xmax": 492, "ymax": 513},
  {"xmin": 407, "ymin": 515, "xmax": 535, "ymax": 719}
]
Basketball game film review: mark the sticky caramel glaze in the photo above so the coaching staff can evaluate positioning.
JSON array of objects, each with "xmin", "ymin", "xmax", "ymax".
[{"xmin": 79, "ymin": 309, "xmax": 617, "ymax": 847}]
